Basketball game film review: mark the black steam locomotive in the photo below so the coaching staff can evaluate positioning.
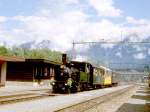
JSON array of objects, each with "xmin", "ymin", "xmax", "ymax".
[{"xmin": 51, "ymin": 54, "xmax": 118, "ymax": 93}]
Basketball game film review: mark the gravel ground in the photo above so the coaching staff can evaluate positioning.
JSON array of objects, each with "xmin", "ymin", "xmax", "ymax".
[{"xmin": 86, "ymin": 84, "xmax": 150, "ymax": 112}]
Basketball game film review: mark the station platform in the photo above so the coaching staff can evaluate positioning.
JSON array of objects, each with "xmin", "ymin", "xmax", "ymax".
[
  {"xmin": 0, "ymin": 85, "xmax": 51, "ymax": 97},
  {"xmin": 116, "ymin": 84, "xmax": 150, "ymax": 112}
]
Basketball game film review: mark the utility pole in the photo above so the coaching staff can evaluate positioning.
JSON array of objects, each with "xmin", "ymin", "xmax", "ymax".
[{"xmin": 72, "ymin": 40, "xmax": 76, "ymax": 60}]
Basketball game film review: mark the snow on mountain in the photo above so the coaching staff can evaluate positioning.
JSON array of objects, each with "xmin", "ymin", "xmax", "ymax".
[
  {"xmin": 69, "ymin": 35, "xmax": 150, "ymax": 70},
  {"xmin": 19, "ymin": 40, "xmax": 51, "ymax": 49}
]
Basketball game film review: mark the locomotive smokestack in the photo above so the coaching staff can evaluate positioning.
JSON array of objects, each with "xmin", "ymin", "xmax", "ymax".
[{"xmin": 62, "ymin": 54, "xmax": 67, "ymax": 65}]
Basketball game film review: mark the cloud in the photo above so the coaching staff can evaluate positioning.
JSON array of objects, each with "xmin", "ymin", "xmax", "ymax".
[
  {"xmin": 2, "ymin": 15, "xmax": 150, "ymax": 51},
  {"xmin": 123, "ymin": 24, "xmax": 150, "ymax": 40},
  {"xmin": 9, "ymin": 2, "xmax": 124, "ymax": 51},
  {"xmin": 89, "ymin": 0, "xmax": 122, "ymax": 17},
  {"xmin": 0, "ymin": 0, "xmax": 150, "ymax": 52},
  {"xmin": 64, "ymin": 0, "xmax": 80, "ymax": 4},
  {"xmin": 10, "ymin": 10, "xmax": 89, "ymax": 51},
  {"xmin": 87, "ymin": 19, "xmax": 122, "ymax": 38},
  {"xmin": 0, "ymin": 16, "xmax": 7, "ymax": 22},
  {"xmin": 126, "ymin": 16, "xmax": 150, "ymax": 25}
]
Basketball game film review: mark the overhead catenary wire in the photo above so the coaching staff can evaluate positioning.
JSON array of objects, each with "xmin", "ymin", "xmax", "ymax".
[
  {"xmin": 72, "ymin": 40, "xmax": 150, "ymax": 70},
  {"xmin": 73, "ymin": 41, "xmax": 150, "ymax": 45}
]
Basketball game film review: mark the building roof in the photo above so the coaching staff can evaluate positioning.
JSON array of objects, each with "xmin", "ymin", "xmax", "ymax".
[
  {"xmin": 0, "ymin": 56, "xmax": 25, "ymax": 62},
  {"xmin": 0, "ymin": 56, "xmax": 62, "ymax": 65},
  {"xmin": 25, "ymin": 59, "xmax": 62, "ymax": 65}
]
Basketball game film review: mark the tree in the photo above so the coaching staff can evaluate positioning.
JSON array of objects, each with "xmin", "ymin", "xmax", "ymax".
[
  {"xmin": 0, "ymin": 45, "xmax": 62, "ymax": 63},
  {"xmin": 0, "ymin": 46, "xmax": 8, "ymax": 56}
]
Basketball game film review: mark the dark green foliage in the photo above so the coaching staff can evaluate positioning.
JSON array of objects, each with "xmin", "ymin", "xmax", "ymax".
[
  {"xmin": 0, "ymin": 46, "xmax": 8, "ymax": 55},
  {"xmin": 0, "ymin": 46, "xmax": 62, "ymax": 63}
]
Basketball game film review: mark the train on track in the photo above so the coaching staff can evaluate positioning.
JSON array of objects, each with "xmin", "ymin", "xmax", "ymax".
[{"xmin": 51, "ymin": 54, "xmax": 118, "ymax": 93}]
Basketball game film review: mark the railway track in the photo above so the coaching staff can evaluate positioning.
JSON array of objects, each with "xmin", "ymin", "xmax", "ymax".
[
  {"xmin": 55, "ymin": 85, "xmax": 135, "ymax": 112},
  {"xmin": 0, "ymin": 85, "xmax": 134, "ymax": 112},
  {"xmin": 0, "ymin": 90, "xmax": 56, "ymax": 105}
]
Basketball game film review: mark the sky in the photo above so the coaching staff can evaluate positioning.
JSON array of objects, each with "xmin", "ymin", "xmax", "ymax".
[{"xmin": 0, "ymin": 0, "xmax": 150, "ymax": 51}]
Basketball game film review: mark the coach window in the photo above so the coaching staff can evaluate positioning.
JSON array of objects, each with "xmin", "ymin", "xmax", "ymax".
[
  {"xmin": 50, "ymin": 67, "xmax": 55, "ymax": 77},
  {"xmin": 44, "ymin": 67, "xmax": 48, "ymax": 77}
]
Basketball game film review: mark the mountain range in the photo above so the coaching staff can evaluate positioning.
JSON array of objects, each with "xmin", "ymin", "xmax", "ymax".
[
  {"xmin": 69, "ymin": 35, "xmax": 150, "ymax": 71},
  {"xmin": 1, "ymin": 34, "xmax": 150, "ymax": 71}
]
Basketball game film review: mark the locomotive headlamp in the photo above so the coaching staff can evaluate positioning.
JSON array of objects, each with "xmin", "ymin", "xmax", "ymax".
[
  {"xmin": 52, "ymin": 82, "xmax": 55, "ymax": 85},
  {"xmin": 65, "ymin": 83, "xmax": 68, "ymax": 86}
]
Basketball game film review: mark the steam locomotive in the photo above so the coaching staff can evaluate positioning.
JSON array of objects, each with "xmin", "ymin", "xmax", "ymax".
[{"xmin": 51, "ymin": 54, "xmax": 118, "ymax": 93}]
